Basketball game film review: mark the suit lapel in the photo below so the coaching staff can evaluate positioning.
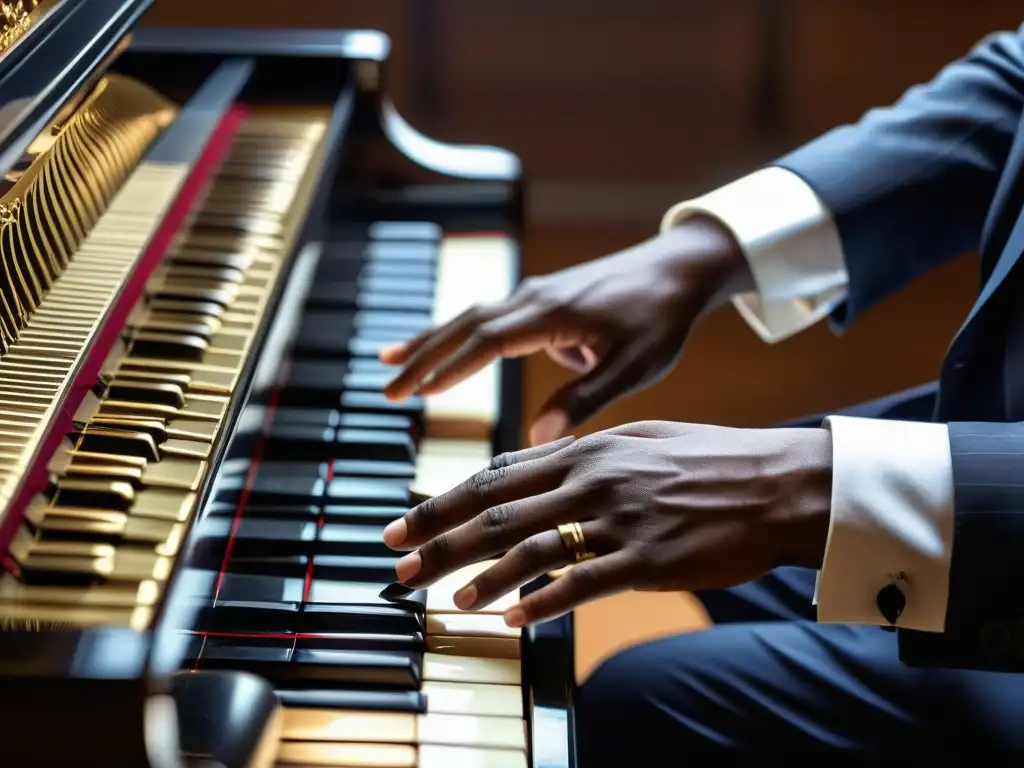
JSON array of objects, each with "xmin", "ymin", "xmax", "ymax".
[{"xmin": 957, "ymin": 117, "xmax": 1024, "ymax": 334}]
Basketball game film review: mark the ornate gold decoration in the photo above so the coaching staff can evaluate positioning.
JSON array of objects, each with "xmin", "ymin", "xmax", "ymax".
[{"xmin": 0, "ymin": 1, "xmax": 37, "ymax": 54}]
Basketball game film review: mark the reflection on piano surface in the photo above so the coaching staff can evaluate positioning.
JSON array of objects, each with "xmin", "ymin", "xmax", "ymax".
[{"xmin": 0, "ymin": 3, "xmax": 575, "ymax": 768}]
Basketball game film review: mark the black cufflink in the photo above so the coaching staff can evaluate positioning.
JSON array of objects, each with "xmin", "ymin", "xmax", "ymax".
[{"xmin": 876, "ymin": 575, "xmax": 906, "ymax": 631}]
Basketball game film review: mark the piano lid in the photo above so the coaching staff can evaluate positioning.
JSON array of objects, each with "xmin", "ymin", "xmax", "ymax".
[{"xmin": 0, "ymin": 0, "xmax": 156, "ymax": 183}]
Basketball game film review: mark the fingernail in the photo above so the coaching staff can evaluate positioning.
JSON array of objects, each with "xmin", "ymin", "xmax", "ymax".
[
  {"xmin": 504, "ymin": 607, "xmax": 525, "ymax": 628},
  {"xmin": 530, "ymin": 410, "xmax": 569, "ymax": 446},
  {"xmin": 395, "ymin": 552, "xmax": 421, "ymax": 583},
  {"xmin": 453, "ymin": 583, "xmax": 477, "ymax": 610},
  {"xmin": 382, "ymin": 518, "xmax": 407, "ymax": 547}
]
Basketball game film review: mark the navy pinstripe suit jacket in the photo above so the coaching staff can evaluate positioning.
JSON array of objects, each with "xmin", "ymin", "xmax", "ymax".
[{"xmin": 777, "ymin": 25, "xmax": 1024, "ymax": 671}]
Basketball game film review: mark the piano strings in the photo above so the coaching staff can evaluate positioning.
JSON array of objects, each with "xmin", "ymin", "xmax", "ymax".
[{"xmin": 0, "ymin": 107, "xmax": 328, "ymax": 630}]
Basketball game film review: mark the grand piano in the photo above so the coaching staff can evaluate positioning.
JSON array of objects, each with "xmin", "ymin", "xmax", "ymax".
[{"xmin": 0, "ymin": 2, "xmax": 576, "ymax": 766}]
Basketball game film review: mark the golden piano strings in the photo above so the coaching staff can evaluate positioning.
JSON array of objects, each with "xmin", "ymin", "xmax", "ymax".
[
  {"xmin": 0, "ymin": 106, "xmax": 329, "ymax": 629},
  {"xmin": 0, "ymin": 1, "xmax": 36, "ymax": 53},
  {"xmin": 0, "ymin": 74, "xmax": 176, "ymax": 352}
]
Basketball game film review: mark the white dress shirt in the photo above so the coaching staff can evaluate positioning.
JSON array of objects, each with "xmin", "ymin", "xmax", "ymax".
[{"xmin": 660, "ymin": 167, "xmax": 955, "ymax": 632}]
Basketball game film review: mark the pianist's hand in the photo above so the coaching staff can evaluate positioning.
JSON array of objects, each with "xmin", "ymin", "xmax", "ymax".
[
  {"xmin": 383, "ymin": 421, "xmax": 833, "ymax": 626},
  {"xmin": 380, "ymin": 216, "xmax": 752, "ymax": 445}
]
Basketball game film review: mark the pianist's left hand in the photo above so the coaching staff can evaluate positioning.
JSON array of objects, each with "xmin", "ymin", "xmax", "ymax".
[{"xmin": 383, "ymin": 421, "xmax": 833, "ymax": 627}]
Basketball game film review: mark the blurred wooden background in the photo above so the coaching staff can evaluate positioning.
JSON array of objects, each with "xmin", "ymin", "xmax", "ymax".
[{"xmin": 145, "ymin": 0, "xmax": 1024, "ymax": 677}]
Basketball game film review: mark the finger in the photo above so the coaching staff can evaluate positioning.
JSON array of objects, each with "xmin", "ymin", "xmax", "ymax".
[
  {"xmin": 503, "ymin": 551, "xmax": 638, "ymax": 627},
  {"xmin": 453, "ymin": 521, "xmax": 612, "ymax": 610},
  {"xmin": 488, "ymin": 435, "xmax": 576, "ymax": 469},
  {"xmin": 383, "ymin": 449, "xmax": 570, "ymax": 551},
  {"xmin": 416, "ymin": 309, "xmax": 558, "ymax": 396},
  {"xmin": 400, "ymin": 486, "xmax": 588, "ymax": 589},
  {"xmin": 546, "ymin": 345, "xmax": 597, "ymax": 373},
  {"xmin": 529, "ymin": 344, "xmax": 651, "ymax": 445},
  {"xmin": 379, "ymin": 331, "xmax": 431, "ymax": 366},
  {"xmin": 383, "ymin": 302, "xmax": 510, "ymax": 400}
]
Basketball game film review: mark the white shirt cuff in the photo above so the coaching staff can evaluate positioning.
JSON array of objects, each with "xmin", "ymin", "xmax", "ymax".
[
  {"xmin": 815, "ymin": 416, "xmax": 955, "ymax": 632},
  {"xmin": 659, "ymin": 167, "xmax": 849, "ymax": 343}
]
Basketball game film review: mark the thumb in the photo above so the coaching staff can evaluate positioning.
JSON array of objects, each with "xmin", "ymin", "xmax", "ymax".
[{"xmin": 529, "ymin": 346, "xmax": 647, "ymax": 445}]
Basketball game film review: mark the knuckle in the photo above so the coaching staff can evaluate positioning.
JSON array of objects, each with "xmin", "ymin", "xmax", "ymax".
[
  {"xmin": 517, "ymin": 535, "xmax": 547, "ymax": 567},
  {"xmin": 480, "ymin": 502, "xmax": 516, "ymax": 534},
  {"xmin": 489, "ymin": 451, "xmax": 516, "ymax": 470},
  {"xmin": 467, "ymin": 464, "xmax": 510, "ymax": 496},
  {"xmin": 412, "ymin": 497, "xmax": 439, "ymax": 530},
  {"xmin": 424, "ymin": 532, "xmax": 452, "ymax": 564},
  {"xmin": 565, "ymin": 562, "xmax": 602, "ymax": 594}
]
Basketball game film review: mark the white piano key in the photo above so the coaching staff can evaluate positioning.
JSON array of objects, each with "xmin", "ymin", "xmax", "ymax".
[
  {"xmin": 426, "ymin": 561, "xmax": 519, "ymax": 615},
  {"xmin": 411, "ymin": 438, "xmax": 493, "ymax": 500},
  {"xmin": 423, "ymin": 653, "xmax": 521, "ymax": 686},
  {"xmin": 421, "ymin": 680, "xmax": 523, "ymax": 718},
  {"xmin": 425, "ymin": 236, "xmax": 515, "ymax": 440}
]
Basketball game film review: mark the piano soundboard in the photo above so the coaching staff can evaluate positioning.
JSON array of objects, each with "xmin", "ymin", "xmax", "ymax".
[{"xmin": 0, "ymin": 4, "xmax": 576, "ymax": 768}]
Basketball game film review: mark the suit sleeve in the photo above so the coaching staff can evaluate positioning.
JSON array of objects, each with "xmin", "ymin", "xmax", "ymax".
[
  {"xmin": 899, "ymin": 422, "xmax": 1024, "ymax": 670},
  {"xmin": 778, "ymin": 26, "xmax": 1024, "ymax": 328}
]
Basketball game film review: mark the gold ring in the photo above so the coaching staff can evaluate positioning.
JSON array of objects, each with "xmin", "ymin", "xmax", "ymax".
[{"xmin": 556, "ymin": 522, "xmax": 594, "ymax": 563}]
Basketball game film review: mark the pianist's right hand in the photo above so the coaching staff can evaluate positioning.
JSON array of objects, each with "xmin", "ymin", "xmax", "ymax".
[{"xmin": 381, "ymin": 215, "xmax": 754, "ymax": 445}]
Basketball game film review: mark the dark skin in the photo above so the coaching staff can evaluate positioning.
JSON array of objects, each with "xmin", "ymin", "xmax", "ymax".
[{"xmin": 380, "ymin": 217, "xmax": 833, "ymax": 627}]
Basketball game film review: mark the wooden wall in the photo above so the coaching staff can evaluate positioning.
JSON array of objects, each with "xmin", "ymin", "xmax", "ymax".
[{"xmin": 144, "ymin": 0, "xmax": 1024, "ymax": 432}]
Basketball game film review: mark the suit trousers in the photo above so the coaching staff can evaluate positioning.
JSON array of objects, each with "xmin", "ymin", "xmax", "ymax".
[{"xmin": 574, "ymin": 382, "xmax": 1024, "ymax": 765}]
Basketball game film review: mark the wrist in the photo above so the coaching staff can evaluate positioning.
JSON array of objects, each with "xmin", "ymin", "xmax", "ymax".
[
  {"xmin": 659, "ymin": 215, "xmax": 755, "ymax": 309},
  {"xmin": 771, "ymin": 427, "xmax": 833, "ymax": 570}
]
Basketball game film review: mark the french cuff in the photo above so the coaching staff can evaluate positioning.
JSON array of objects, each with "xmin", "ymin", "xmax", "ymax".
[
  {"xmin": 659, "ymin": 166, "xmax": 849, "ymax": 344},
  {"xmin": 815, "ymin": 416, "xmax": 955, "ymax": 632}
]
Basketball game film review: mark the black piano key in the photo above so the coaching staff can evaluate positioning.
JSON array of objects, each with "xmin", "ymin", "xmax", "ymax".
[
  {"xmin": 316, "ymin": 523, "xmax": 392, "ymax": 558},
  {"xmin": 306, "ymin": 579, "xmax": 397, "ymax": 606},
  {"xmin": 292, "ymin": 631, "xmax": 423, "ymax": 653},
  {"xmin": 234, "ymin": 518, "xmax": 319, "ymax": 557},
  {"xmin": 209, "ymin": 505, "xmax": 317, "ymax": 524},
  {"xmin": 353, "ymin": 310, "xmax": 433, "ymax": 335},
  {"xmin": 216, "ymin": 573, "xmax": 305, "ymax": 603},
  {"xmin": 306, "ymin": 283, "xmax": 435, "ymax": 313},
  {"xmin": 290, "ymin": 647, "xmax": 421, "ymax": 689},
  {"xmin": 344, "ymin": 336, "xmax": 394, "ymax": 359},
  {"xmin": 285, "ymin": 360, "xmax": 396, "ymax": 393},
  {"xmin": 367, "ymin": 220, "xmax": 442, "ymax": 241},
  {"xmin": 226, "ymin": 553, "xmax": 309, "ymax": 578},
  {"xmin": 272, "ymin": 407, "xmax": 339, "ymax": 427},
  {"xmin": 198, "ymin": 638, "xmax": 294, "ymax": 681},
  {"xmin": 326, "ymin": 476, "xmax": 410, "ymax": 506},
  {"xmin": 262, "ymin": 423, "xmax": 336, "ymax": 459},
  {"xmin": 194, "ymin": 516, "xmax": 317, "ymax": 560},
  {"xmin": 201, "ymin": 501, "xmax": 242, "ymax": 518},
  {"xmin": 322, "ymin": 505, "xmax": 405, "ymax": 525},
  {"xmin": 180, "ymin": 634, "xmax": 206, "ymax": 667},
  {"xmin": 336, "ymin": 429, "xmax": 416, "ymax": 462},
  {"xmin": 314, "ymin": 256, "xmax": 434, "ymax": 283},
  {"xmin": 277, "ymin": 687, "xmax": 426, "ymax": 714},
  {"xmin": 378, "ymin": 583, "xmax": 428, "ymax": 612},
  {"xmin": 217, "ymin": 465, "xmax": 326, "ymax": 506},
  {"xmin": 273, "ymin": 409, "xmax": 411, "ymax": 433},
  {"xmin": 339, "ymin": 390, "xmax": 424, "ymax": 420},
  {"xmin": 299, "ymin": 603, "xmax": 421, "ymax": 635},
  {"xmin": 330, "ymin": 459, "xmax": 415, "ymax": 479},
  {"xmin": 200, "ymin": 600, "xmax": 300, "ymax": 633},
  {"xmin": 363, "ymin": 241, "xmax": 438, "ymax": 263},
  {"xmin": 313, "ymin": 554, "xmax": 401, "ymax": 582},
  {"xmin": 265, "ymin": 422, "xmax": 415, "ymax": 465}
]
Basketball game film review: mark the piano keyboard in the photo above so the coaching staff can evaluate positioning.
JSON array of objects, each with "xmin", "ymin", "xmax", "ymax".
[
  {"xmin": 179, "ymin": 218, "xmax": 523, "ymax": 767},
  {"xmin": 0, "ymin": 108, "xmax": 329, "ymax": 626},
  {"xmin": 0, "ymin": 82, "xmax": 524, "ymax": 766}
]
